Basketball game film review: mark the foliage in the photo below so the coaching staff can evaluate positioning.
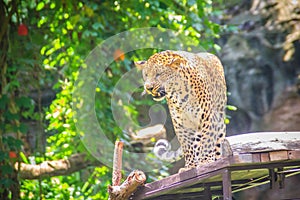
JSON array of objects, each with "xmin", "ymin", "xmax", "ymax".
[{"xmin": 0, "ymin": 0, "xmax": 224, "ymax": 199}]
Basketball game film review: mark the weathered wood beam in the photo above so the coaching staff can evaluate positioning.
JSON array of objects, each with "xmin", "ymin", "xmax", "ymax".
[
  {"xmin": 108, "ymin": 170, "xmax": 146, "ymax": 200},
  {"xmin": 132, "ymin": 132, "xmax": 300, "ymax": 199},
  {"xmin": 15, "ymin": 153, "xmax": 99, "ymax": 180},
  {"xmin": 227, "ymin": 132, "xmax": 300, "ymax": 153}
]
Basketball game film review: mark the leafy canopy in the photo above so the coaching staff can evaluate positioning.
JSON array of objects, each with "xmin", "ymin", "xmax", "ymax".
[{"xmin": 0, "ymin": 0, "xmax": 223, "ymax": 199}]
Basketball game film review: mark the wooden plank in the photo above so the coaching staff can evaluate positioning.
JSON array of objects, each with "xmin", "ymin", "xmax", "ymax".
[
  {"xmin": 132, "ymin": 132, "xmax": 300, "ymax": 199},
  {"xmin": 230, "ymin": 160, "xmax": 300, "ymax": 171},
  {"xmin": 252, "ymin": 153, "xmax": 261, "ymax": 162},
  {"xmin": 232, "ymin": 154, "xmax": 253, "ymax": 163},
  {"xmin": 132, "ymin": 160, "xmax": 300, "ymax": 199},
  {"xmin": 269, "ymin": 151, "xmax": 288, "ymax": 161},
  {"xmin": 261, "ymin": 153, "xmax": 270, "ymax": 162},
  {"xmin": 132, "ymin": 158, "xmax": 231, "ymax": 199},
  {"xmin": 136, "ymin": 168, "xmax": 225, "ymax": 199},
  {"xmin": 288, "ymin": 150, "xmax": 300, "ymax": 159},
  {"xmin": 226, "ymin": 132, "xmax": 300, "ymax": 153}
]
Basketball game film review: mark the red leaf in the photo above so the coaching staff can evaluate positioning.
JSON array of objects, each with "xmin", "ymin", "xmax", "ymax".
[
  {"xmin": 113, "ymin": 49, "xmax": 125, "ymax": 62},
  {"xmin": 9, "ymin": 151, "xmax": 17, "ymax": 159},
  {"xmin": 18, "ymin": 24, "xmax": 28, "ymax": 36}
]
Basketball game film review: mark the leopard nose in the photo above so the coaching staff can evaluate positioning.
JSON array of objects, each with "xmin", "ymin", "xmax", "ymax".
[
  {"xmin": 144, "ymin": 83, "xmax": 153, "ymax": 93},
  {"xmin": 145, "ymin": 86, "xmax": 153, "ymax": 91}
]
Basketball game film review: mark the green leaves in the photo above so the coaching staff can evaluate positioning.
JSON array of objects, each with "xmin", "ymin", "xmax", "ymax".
[
  {"xmin": 3, "ymin": 136, "xmax": 23, "ymax": 151},
  {"xmin": 36, "ymin": 2, "xmax": 45, "ymax": 11},
  {"xmin": 0, "ymin": 151, "xmax": 8, "ymax": 162},
  {"xmin": 0, "ymin": 176, "xmax": 14, "ymax": 188},
  {"xmin": 227, "ymin": 105, "xmax": 238, "ymax": 111},
  {"xmin": 16, "ymin": 96, "xmax": 33, "ymax": 109},
  {"xmin": 0, "ymin": 164, "xmax": 14, "ymax": 176},
  {"xmin": 1, "ymin": 0, "xmax": 226, "ymax": 199},
  {"xmin": 0, "ymin": 95, "xmax": 8, "ymax": 110}
]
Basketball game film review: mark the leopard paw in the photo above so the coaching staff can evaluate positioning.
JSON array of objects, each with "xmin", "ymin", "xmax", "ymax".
[{"xmin": 178, "ymin": 167, "xmax": 192, "ymax": 173}]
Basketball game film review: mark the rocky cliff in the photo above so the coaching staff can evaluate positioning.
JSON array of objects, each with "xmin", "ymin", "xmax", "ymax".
[{"xmin": 219, "ymin": 1, "xmax": 300, "ymax": 135}]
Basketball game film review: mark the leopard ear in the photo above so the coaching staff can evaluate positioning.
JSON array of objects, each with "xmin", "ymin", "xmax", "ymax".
[
  {"xmin": 167, "ymin": 56, "xmax": 186, "ymax": 70},
  {"xmin": 134, "ymin": 60, "xmax": 147, "ymax": 70}
]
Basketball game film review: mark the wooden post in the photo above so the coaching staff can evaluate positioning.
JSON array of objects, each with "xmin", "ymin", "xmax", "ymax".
[
  {"xmin": 108, "ymin": 141, "xmax": 146, "ymax": 200},
  {"xmin": 278, "ymin": 168, "xmax": 285, "ymax": 189},
  {"xmin": 222, "ymin": 169, "xmax": 232, "ymax": 200},
  {"xmin": 112, "ymin": 141, "xmax": 123, "ymax": 186},
  {"xmin": 203, "ymin": 185, "xmax": 212, "ymax": 200},
  {"xmin": 269, "ymin": 168, "xmax": 276, "ymax": 189}
]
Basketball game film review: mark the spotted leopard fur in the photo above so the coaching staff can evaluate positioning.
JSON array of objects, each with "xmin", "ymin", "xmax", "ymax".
[{"xmin": 135, "ymin": 50, "xmax": 227, "ymax": 172}]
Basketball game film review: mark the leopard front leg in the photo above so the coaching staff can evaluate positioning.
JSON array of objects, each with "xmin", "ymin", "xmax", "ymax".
[
  {"xmin": 176, "ymin": 129, "xmax": 199, "ymax": 173},
  {"xmin": 179, "ymin": 133, "xmax": 216, "ymax": 173},
  {"xmin": 194, "ymin": 131, "xmax": 218, "ymax": 164}
]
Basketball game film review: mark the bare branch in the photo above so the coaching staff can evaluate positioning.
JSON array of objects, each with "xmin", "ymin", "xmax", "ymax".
[
  {"xmin": 108, "ymin": 141, "xmax": 146, "ymax": 199},
  {"xmin": 112, "ymin": 141, "xmax": 123, "ymax": 186},
  {"xmin": 108, "ymin": 170, "xmax": 146, "ymax": 200},
  {"xmin": 16, "ymin": 153, "xmax": 100, "ymax": 180}
]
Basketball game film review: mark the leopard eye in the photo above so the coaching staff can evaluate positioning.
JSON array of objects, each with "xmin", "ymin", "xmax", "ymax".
[{"xmin": 143, "ymin": 72, "xmax": 148, "ymax": 78}]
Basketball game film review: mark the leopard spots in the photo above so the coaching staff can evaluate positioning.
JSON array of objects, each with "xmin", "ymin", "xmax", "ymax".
[{"xmin": 135, "ymin": 50, "xmax": 227, "ymax": 172}]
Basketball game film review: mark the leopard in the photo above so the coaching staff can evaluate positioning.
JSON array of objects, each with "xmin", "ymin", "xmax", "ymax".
[{"xmin": 135, "ymin": 50, "xmax": 227, "ymax": 172}]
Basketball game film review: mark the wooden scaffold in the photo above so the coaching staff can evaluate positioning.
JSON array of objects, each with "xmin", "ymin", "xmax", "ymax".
[{"xmin": 131, "ymin": 132, "xmax": 300, "ymax": 200}]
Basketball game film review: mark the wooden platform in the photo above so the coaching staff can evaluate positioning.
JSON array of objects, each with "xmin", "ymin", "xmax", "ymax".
[{"xmin": 131, "ymin": 132, "xmax": 300, "ymax": 200}]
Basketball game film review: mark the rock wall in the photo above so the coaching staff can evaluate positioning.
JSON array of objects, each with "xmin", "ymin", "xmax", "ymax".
[{"xmin": 219, "ymin": 6, "xmax": 300, "ymax": 135}]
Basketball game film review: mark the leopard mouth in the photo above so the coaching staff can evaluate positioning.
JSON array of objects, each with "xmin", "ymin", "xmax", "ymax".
[
  {"xmin": 153, "ymin": 95, "xmax": 165, "ymax": 101},
  {"xmin": 145, "ymin": 87, "xmax": 166, "ymax": 101}
]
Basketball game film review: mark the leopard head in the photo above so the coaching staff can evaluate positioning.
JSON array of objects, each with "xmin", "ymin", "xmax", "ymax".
[{"xmin": 135, "ymin": 50, "xmax": 187, "ymax": 101}]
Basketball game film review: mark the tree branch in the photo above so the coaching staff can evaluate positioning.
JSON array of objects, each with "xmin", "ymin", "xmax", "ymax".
[
  {"xmin": 112, "ymin": 141, "xmax": 123, "ymax": 186},
  {"xmin": 108, "ymin": 170, "xmax": 146, "ymax": 200},
  {"xmin": 108, "ymin": 141, "xmax": 146, "ymax": 200},
  {"xmin": 15, "ymin": 153, "xmax": 100, "ymax": 180}
]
